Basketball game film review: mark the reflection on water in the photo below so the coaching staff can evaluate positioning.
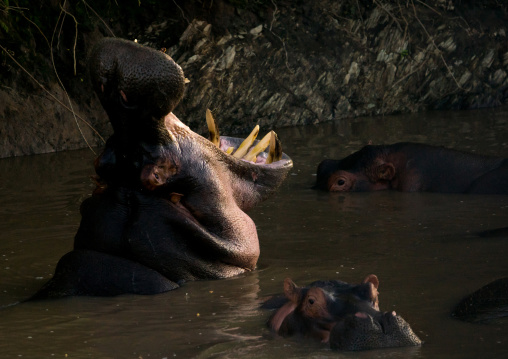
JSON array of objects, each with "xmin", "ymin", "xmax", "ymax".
[{"xmin": 0, "ymin": 107, "xmax": 507, "ymax": 358}]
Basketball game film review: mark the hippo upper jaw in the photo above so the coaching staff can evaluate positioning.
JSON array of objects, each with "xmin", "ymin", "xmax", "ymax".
[{"xmin": 88, "ymin": 38, "xmax": 185, "ymax": 122}]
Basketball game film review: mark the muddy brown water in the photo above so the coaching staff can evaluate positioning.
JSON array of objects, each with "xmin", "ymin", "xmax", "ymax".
[{"xmin": 1, "ymin": 107, "xmax": 508, "ymax": 358}]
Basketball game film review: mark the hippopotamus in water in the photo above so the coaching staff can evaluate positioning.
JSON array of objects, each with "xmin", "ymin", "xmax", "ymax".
[
  {"xmin": 452, "ymin": 277, "xmax": 508, "ymax": 323},
  {"xmin": 263, "ymin": 275, "xmax": 422, "ymax": 351},
  {"xmin": 31, "ymin": 38, "xmax": 293, "ymax": 299},
  {"xmin": 316, "ymin": 142, "xmax": 508, "ymax": 194}
]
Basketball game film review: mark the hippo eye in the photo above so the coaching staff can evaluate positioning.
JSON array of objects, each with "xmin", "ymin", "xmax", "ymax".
[
  {"xmin": 308, "ymin": 298, "xmax": 315, "ymax": 305},
  {"xmin": 337, "ymin": 179, "xmax": 345, "ymax": 186},
  {"xmin": 154, "ymin": 173, "xmax": 160, "ymax": 180}
]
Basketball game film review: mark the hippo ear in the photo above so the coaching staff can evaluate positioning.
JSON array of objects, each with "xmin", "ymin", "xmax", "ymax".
[
  {"xmin": 376, "ymin": 163, "xmax": 395, "ymax": 181},
  {"xmin": 363, "ymin": 274, "xmax": 380, "ymax": 309},
  {"xmin": 283, "ymin": 278, "xmax": 301, "ymax": 304},
  {"xmin": 363, "ymin": 274, "xmax": 379, "ymax": 289}
]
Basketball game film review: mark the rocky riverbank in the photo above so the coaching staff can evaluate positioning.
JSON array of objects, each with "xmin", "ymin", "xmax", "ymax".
[{"xmin": 1, "ymin": 0, "xmax": 507, "ymax": 157}]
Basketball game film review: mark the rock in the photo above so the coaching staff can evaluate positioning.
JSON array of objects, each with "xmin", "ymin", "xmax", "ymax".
[
  {"xmin": 503, "ymin": 52, "xmax": 508, "ymax": 67},
  {"xmin": 344, "ymin": 62, "xmax": 360, "ymax": 85},
  {"xmin": 490, "ymin": 69, "xmax": 507, "ymax": 87},
  {"xmin": 439, "ymin": 37, "xmax": 457, "ymax": 52},
  {"xmin": 217, "ymin": 46, "xmax": 236, "ymax": 71},
  {"xmin": 458, "ymin": 71, "xmax": 472, "ymax": 87},
  {"xmin": 250, "ymin": 25, "xmax": 263, "ymax": 36},
  {"xmin": 482, "ymin": 49, "xmax": 496, "ymax": 68}
]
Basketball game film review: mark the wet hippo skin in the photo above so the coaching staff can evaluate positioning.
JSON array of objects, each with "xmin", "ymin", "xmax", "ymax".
[
  {"xmin": 452, "ymin": 278, "xmax": 508, "ymax": 323},
  {"xmin": 31, "ymin": 38, "xmax": 293, "ymax": 299},
  {"xmin": 316, "ymin": 142, "xmax": 508, "ymax": 194},
  {"xmin": 263, "ymin": 276, "xmax": 422, "ymax": 351},
  {"xmin": 329, "ymin": 310, "xmax": 422, "ymax": 351}
]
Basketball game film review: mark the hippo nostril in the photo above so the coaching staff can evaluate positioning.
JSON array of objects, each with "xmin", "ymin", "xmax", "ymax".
[
  {"xmin": 119, "ymin": 90, "xmax": 138, "ymax": 110},
  {"xmin": 120, "ymin": 90, "xmax": 128, "ymax": 103},
  {"xmin": 354, "ymin": 312, "xmax": 368, "ymax": 319}
]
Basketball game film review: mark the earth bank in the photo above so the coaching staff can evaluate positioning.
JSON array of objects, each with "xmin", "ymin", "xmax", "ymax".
[{"xmin": 1, "ymin": 0, "xmax": 507, "ymax": 157}]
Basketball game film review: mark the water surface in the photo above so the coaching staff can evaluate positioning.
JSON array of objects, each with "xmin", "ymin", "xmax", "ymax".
[{"xmin": 1, "ymin": 107, "xmax": 507, "ymax": 358}]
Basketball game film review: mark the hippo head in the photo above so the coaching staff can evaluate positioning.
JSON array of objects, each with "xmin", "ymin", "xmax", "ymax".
[
  {"xmin": 31, "ymin": 38, "xmax": 292, "ymax": 299},
  {"xmin": 315, "ymin": 146, "xmax": 393, "ymax": 192},
  {"xmin": 264, "ymin": 275, "xmax": 421, "ymax": 351},
  {"xmin": 266, "ymin": 275, "xmax": 381, "ymax": 343}
]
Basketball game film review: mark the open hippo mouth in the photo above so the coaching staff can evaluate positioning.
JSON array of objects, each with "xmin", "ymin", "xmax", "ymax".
[
  {"xmin": 137, "ymin": 110, "xmax": 292, "ymax": 211},
  {"xmin": 31, "ymin": 37, "xmax": 292, "ymax": 299}
]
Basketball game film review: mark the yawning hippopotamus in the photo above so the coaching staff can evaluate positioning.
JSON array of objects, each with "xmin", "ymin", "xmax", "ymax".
[
  {"xmin": 263, "ymin": 276, "xmax": 422, "ymax": 351},
  {"xmin": 316, "ymin": 142, "xmax": 508, "ymax": 194},
  {"xmin": 31, "ymin": 38, "xmax": 292, "ymax": 299}
]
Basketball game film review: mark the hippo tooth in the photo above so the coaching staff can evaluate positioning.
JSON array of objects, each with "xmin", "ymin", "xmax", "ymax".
[
  {"xmin": 226, "ymin": 147, "xmax": 234, "ymax": 154},
  {"xmin": 243, "ymin": 131, "xmax": 272, "ymax": 162},
  {"xmin": 206, "ymin": 109, "xmax": 220, "ymax": 147},
  {"xmin": 232, "ymin": 125, "xmax": 259, "ymax": 158},
  {"xmin": 266, "ymin": 131, "xmax": 282, "ymax": 164}
]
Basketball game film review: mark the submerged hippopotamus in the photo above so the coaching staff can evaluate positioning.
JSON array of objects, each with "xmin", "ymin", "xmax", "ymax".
[
  {"xmin": 262, "ymin": 276, "xmax": 422, "ymax": 351},
  {"xmin": 452, "ymin": 277, "xmax": 508, "ymax": 323},
  {"xmin": 316, "ymin": 142, "xmax": 508, "ymax": 194},
  {"xmin": 31, "ymin": 38, "xmax": 292, "ymax": 299}
]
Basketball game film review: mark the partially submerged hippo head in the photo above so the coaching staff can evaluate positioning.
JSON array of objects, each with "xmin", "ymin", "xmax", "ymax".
[
  {"xmin": 32, "ymin": 38, "xmax": 292, "ymax": 299},
  {"xmin": 264, "ymin": 276, "xmax": 422, "ymax": 351},
  {"xmin": 315, "ymin": 142, "xmax": 508, "ymax": 194}
]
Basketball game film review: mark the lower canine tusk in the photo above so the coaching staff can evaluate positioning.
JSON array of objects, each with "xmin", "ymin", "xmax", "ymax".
[
  {"xmin": 233, "ymin": 125, "xmax": 260, "ymax": 158},
  {"xmin": 206, "ymin": 109, "xmax": 220, "ymax": 147},
  {"xmin": 243, "ymin": 131, "xmax": 272, "ymax": 162},
  {"xmin": 266, "ymin": 131, "xmax": 282, "ymax": 164}
]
